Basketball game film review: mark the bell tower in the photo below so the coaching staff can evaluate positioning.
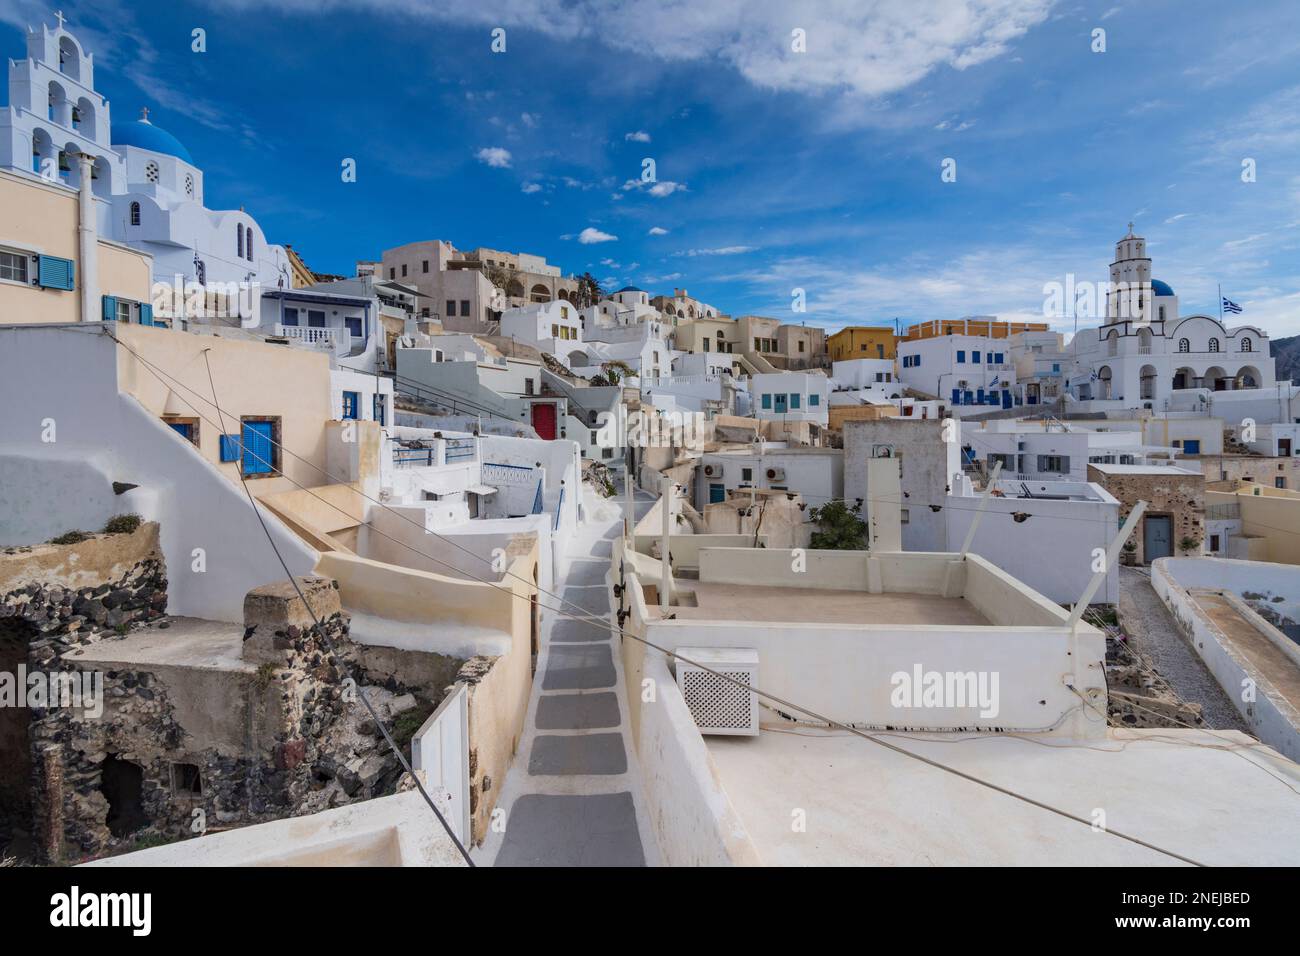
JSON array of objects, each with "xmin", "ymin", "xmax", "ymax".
[{"xmin": 1106, "ymin": 223, "xmax": 1152, "ymax": 323}]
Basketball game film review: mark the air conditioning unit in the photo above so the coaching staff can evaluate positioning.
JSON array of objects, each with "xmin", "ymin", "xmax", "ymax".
[
  {"xmin": 675, "ymin": 646, "xmax": 759, "ymax": 736},
  {"xmin": 765, "ymin": 466, "xmax": 786, "ymax": 481},
  {"xmin": 702, "ymin": 463, "xmax": 724, "ymax": 478},
  {"xmin": 871, "ymin": 444, "xmax": 894, "ymax": 459}
]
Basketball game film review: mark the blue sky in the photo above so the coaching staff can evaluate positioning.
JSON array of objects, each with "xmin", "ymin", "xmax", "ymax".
[{"xmin": 4, "ymin": 0, "xmax": 1299, "ymax": 336}]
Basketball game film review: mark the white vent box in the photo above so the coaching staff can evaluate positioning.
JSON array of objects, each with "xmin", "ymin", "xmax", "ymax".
[{"xmin": 675, "ymin": 646, "xmax": 760, "ymax": 736}]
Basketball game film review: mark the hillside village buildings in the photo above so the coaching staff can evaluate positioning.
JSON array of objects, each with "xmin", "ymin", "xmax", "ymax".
[{"xmin": 0, "ymin": 15, "xmax": 1298, "ymax": 870}]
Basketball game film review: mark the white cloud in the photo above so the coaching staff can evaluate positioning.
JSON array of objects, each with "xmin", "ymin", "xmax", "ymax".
[
  {"xmin": 521, "ymin": 112, "xmax": 539, "ymax": 128},
  {"xmin": 677, "ymin": 246, "xmax": 754, "ymax": 257},
  {"xmin": 578, "ymin": 227, "xmax": 618, "ymax": 244},
  {"xmin": 206, "ymin": 0, "xmax": 1053, "ymax": 98},
  {"xmin": 1164, "ymin": 213, "xmax": 1189, "ymax": 224},
  {"xmin": 475, "ymin": 147, "xmax": 512, "ymax": 168},
  {"xmin": 623, "ymin": 179, "xmax": 687, "ymax": 197},
  {"xmin": 648, "ymin": 226, "xmax": 670, "ymax": 236},
  {"xmin": 625, "ymin": 130, "xmax": 651, "ymax": 142},
  {"xmin": 521, "ymin": 182, "xmax": 542, "ymax": 193}
]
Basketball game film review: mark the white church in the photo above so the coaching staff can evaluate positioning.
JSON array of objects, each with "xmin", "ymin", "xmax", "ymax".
[
  {"xmin": 1068, "ymin": 225, "xmax": 1276, "ymax": 409},
  {"xmin": 0, "ymin": 14, "xmax": 292, "ymax": 322}
]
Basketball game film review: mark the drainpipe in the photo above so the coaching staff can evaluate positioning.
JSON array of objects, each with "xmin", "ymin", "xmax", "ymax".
[{"xmin": 75, "ymin": 152, "xmax": 97, "ymax": 322}]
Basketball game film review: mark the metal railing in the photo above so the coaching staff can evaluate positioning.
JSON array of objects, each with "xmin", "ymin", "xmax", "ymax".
[
  {"xmin": 482, "ymin": 462, "xmax": 537, "ymax": 486},
  {"xmin": 275, "ymin": 324, "xmax": 343, "ymax": 347},
  {"xmin": 445, "ymin": 438, "xmax": 476, "ymax": 462}
]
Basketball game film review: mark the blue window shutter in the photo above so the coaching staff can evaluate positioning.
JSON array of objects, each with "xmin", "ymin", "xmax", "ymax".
[
  {"xmin": 102, "ymin": 295, "xmax": 118, "ymax": 321},
  {"xmin": 139, "ymin": 302, "xmax": 154, "ymax": 326},
  {"xmin": 761, "ymin": 393, "xmax": 772, "ymax": 410},
  {"xmin": 957, "ymin": 350, "xmax": 965, "ymax": 363},
  {"xmin": 38, "ymin": 255, "xmax": 75, "ymax": 291},
  {"xmin": 810, "ymin": 394, "xmax": 820, "ymax": 406},
  {"xmin": 219, "ymin": 434, "xmax": 241, "ymax": 462},
  {"xmin": 241, "ymin": 421, "xmax": 275, "ymax": 475},
  {"xmin": 790, "ymin": 393, "xmax": 801, "ymax": 409}
]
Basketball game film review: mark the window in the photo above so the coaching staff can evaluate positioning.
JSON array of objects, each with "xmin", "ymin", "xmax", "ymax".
[
  {"xmin": 184, "ymin": 174, "xmax": 194, "ymax": 197},
  {"xmin": 1208, "ymin": 337, "xmax": 1220, "ymax": 352},
  {"xmin": 422, "ymin": 260, "xmax": 429, "ymax": 273},
  {"xmin": 1178, "ymin": 338, "xmax": 1190, "ymax": 352},
  {"xmin": 524, "ymin": 378, "xmax": 535, "ymax": 396},
  {"xmin": 239, "ymin": 417, "xmax": 280, "ymax": 477},
  {"xmin": 389, "ymin": 268, "xmax": 395, "ymax": 280},
  {"xmin": 401, "ymin": 263, "xmax": 408, "ymax": 277},
  {"xmin": 171, "ymin": 763, "xmax": 202, "ymax": 796},
  {"xmin": 913, "ymin": 355, "xmax": 920, "ymax": 367},
  {"xmin": 345, "ymin": 316, "xmax": 363, "ymax": 337},
  {"xmin": 972, "ymin": 351, "xmax": 981, "ymax": 363},
  {"xmin": 790, "ymin": 393, "xmax": 801, "ymax": 409},
  {"xmin": 246, "ymin": 229, "xmax": 253, "ymax": 261},
  {"xmin": 165, "ymin": 417, "xmax": 199, "ymax": 445},
  {"xmin": 1209, "ymin": 534, "xmax": 1220, "ymax": 551},
  {"xmin": 446, "ymin": 300, "xmax": 455, "ymax": 316},
  {"xmin": 282, "ymin": 307, "xmax": 299, "ymax": 326},
  {"xmin": 957, "ymin": 350, "xmax": 965, "ymax": 363},
  {"xmin": 761, "ymin": 393, "xmax": 772, "ymax": 410},
  {"xmin": 1277, "ymin": 477, "xmax": 1287, "ymax": 489},
  {"xmin": 460, "ymin": 300, "xmax": 470, "ymax": 316},
  {"xmin": 809, "ymin": 394, "xmax": 820, "ymax": 406},
  {"xmin": 307, "ymin": 310, "xmax": 325, "ymax": 327},
  {"xmin": 129, "ymin": 201, "xmax": 141, "ymax": 226},
  {"xmin": 341, "ymin": 391, "xmax": 359, "ymax": 420},
  {"xmin": 116, "ymin": 299, "xmax": 132, "ymax": 323},
  {"xmin": 994, "ymin": 352, "xmax": 1004, "ymax": 364},
  {"xmin": 373, "ymin": 394, "xmax": 386, "ymax": 426},
  {"xmin": 237, "ymin": 223, "xmax": 244, "ymax": 259},
  {"xmin": 1241, "ymin": 337, "xmax": 1253, "ymax": 352},
  {"xmin": 1158, "ymin": 305, "xmax": 1166, "ymax": 321},
  {"xmin": 1037, "ymin": 454, "xmax": 1069, "ymax": 473},
  {"xmin": 145, "ymin": 160, "xmax": 159, "ymax": 183},
  {"xmin": 0, "ymin": 248, "xmax": 28, "ymax": 284},
  {"xmin": 742, "ymin": 468, "xmax": 753, "ymax": 481},
  {"xmin": 798, "ymin": 340, "xmax": 805, "ymax": 352},
  {"xmin": 900, "ymin": 508, "xmax": 910, "ymax": 524},
  {"xmin": 754, "ymin": 337, "xmax": 762, "ymax": 351}
]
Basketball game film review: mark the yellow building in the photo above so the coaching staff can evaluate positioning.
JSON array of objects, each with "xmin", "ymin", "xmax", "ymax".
[
  {"xmin": 903, "ymin": 317, "xmax": 1049, "ymax": 341},
  {"xmin": 827, "ymin": 326, "xmax": 896, "ymax": 362},
  {"xmin": 0, "ymin": 168, "xmax": 153, "ymax": 325}
]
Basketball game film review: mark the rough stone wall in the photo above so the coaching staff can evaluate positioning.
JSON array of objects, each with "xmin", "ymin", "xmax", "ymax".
[
  {"xmin": 17, "ymin": 568, "xmax": 428, "ymax": 863},
  {"xmin": 1086, "ymin": 467, "xmax": 1205, "ymax": 564}
]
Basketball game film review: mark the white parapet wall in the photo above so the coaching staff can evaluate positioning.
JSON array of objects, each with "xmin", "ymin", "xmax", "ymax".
[{"xmin": 1151, "ymin": 557, "xmax": 1300, "ymax": 762}]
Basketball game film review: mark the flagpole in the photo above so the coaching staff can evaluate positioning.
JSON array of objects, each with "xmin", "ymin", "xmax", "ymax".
[{"xmin": 1218, "ymin": 283, "xmax": 1223, "ymax": 324}]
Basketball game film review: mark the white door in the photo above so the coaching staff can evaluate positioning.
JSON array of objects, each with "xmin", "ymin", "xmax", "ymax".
[{"xmin": 411, "ymin": 682, "xmax": 471, "ymax": 845}]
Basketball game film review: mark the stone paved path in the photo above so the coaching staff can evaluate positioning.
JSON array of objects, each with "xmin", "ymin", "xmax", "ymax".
[
  {"xmin": 1119, "ymin": 566, "xmax": 1250, "ymax": 732},
  {"xmin": 478, "ymin": 490, "xmax": 659, "ymax": 866}
]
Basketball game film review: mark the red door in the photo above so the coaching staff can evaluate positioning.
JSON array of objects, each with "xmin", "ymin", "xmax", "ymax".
[{"xmin": 531, "ymin": 403, "xmax": 557, "ymax": 440}]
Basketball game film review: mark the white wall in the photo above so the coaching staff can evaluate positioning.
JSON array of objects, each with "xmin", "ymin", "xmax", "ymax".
[{"xmin": 0, "ymin": 326, "xmax": 317, "ymax": 621}]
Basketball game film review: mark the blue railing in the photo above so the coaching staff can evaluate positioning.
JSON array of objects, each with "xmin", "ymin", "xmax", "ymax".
[
  {"xmin": 445, "ymin": 438, "xmax": 476, "ymax": 462},
  {"xmin": 393, "ymin": 446, "xmax": 436, "ymax": 467},
  {"xmin": 553, "ymin": 488, "xmax": 564, "ymax": 532},
  {"xmin": 531, "ymin": 479, "xmax": 544, "ymax": 515}
]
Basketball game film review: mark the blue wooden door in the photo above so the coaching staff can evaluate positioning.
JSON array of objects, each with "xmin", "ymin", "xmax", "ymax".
[
  {"xmin": 241, "ymin": 421, "xmax": 275, "ymax": 474},
  {"xmin": 774, "ymin": 393, "xmax": 788, "ymax": 413}
]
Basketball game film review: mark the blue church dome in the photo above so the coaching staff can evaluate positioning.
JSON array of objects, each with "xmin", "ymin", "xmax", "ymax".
[
  {"xmin": 111, "ymin": 113, "xmax": 194, "ymax": 165},
  {"xmin": 1150, "ymin": 278, "xmax": 1175, "ymax": 297}
]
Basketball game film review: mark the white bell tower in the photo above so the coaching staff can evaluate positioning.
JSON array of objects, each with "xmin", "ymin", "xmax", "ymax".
[{"xmin": 1106, "ymin": 223, "xmax": 1152, "ymax": 324}]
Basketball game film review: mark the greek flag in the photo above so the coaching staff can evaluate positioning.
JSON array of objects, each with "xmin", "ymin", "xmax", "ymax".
[{"xmin": 1223, "ymin": 297, "xmax": 1243, "ymax": 314}]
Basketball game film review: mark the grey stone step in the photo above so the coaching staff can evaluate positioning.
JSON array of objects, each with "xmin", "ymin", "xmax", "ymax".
[
  {"xmin": 535, "ymin": 692, "xmax": 621, "ymax": 730},
  {"xmin": 549, "ymin": 618, "xmax": 613, "ymax": 643},
  {"xmin": 528, "ymin": 732, "xmax": 628, "ymax": 775},
  {"xmin": 543, "ymin": 643, "xmax": 616, "ymax": 690},
  {"xmin": 494, "ymin": 793, "xmax": 645, "ymax": 867},
  {"xmin": 561, "ymin": 585, "xmax": 611, "ymax": 615}
]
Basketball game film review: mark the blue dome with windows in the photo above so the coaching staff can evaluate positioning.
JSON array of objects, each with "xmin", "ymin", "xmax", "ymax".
[
  {"xmin": 111, "ymin": 115, "xmax": 194, "ymax": 165},
  {"xmin": 1151, "ymin": 278, "xmax": 1175, "ymax": 297}
]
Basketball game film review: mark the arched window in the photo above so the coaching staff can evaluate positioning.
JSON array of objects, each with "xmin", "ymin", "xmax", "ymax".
[
  {"xmin": 246, "ymin": 228, "xmax": 254, "ymax": 261},
  {"xmin": 1178, "ymin": 338, "xmax": 1190, "ymax": 352},
  {"xmin": 237, "ymin": 223, "xmax": 244, "ymax": 259},
  {"xmin": 1208, "ymin": 337, "xmax": 1220, "ymax": 353},
  {"xmin": 130, "ymin": 201, "xmax": 140, "ymax": 226},
  {"xmin": 1241, "ymin": 337, "xmax": 1253, "ymax": 352}
]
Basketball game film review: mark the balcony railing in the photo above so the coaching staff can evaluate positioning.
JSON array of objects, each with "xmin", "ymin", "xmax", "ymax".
[{"xmin": 275, "ymin": 324, "xmax": 343, "ymax": 348}]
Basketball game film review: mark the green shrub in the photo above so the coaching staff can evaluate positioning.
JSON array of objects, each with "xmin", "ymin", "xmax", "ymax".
[
  {"xmin": 48, "ymin": 530, "xmax": 91, "ymax": 546},
  {"xmin": 102, "ymin": 514, "xmax": 143, "ymax": 535}
]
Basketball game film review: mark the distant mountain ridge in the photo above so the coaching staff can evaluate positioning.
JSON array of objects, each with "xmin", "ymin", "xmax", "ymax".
[{"xmin": 1271, "ymin": 334, "xmax": 1300, "ymax": 385}]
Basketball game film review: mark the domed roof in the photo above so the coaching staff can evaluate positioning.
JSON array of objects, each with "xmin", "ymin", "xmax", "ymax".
[
  {"xmin": 112, "ymin": 112, "xmax": 194, "ymax": 165},
  {"xmin": 616, "ymin": 285, "xmax": 644, "ymax": 294},
  {"xmin": 1151, "ymin": 278, "xmax": 1175, "ymax": 297}
]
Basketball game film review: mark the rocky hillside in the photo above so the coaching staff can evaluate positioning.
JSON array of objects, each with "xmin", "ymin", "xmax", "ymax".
[{"xmin": 1271, "ymin": 334, "xmax": 1300, "ymax": 384}]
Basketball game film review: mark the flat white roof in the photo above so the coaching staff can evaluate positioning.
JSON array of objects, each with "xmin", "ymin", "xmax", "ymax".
[
  {"xmin": 1088, "ymin": 463, "xmax": 1201, "ymax": 476},
  {"xmin": 706, "ymin": 726, "xmax": 1300, "ymax": 865}
]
